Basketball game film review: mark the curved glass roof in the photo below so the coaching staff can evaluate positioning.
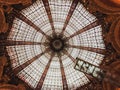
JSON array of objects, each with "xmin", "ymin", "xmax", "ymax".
[{"xmin": 6, "ymin": 0, "xmax": 105, "ymax": 89}]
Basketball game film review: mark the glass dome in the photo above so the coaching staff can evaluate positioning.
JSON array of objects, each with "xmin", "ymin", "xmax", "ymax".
[{"xmin": 6, "ymin": 0, "xmax": 105, "ymax": 89}]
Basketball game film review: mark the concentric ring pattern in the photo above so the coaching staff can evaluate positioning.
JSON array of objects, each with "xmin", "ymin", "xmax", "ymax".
[{"xmin": 6, "ymin": 0, "xmax": 105, "ymax": 89}]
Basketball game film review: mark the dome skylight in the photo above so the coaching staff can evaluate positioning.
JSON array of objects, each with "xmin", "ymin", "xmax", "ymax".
[{"xmin": 6, "ymin": 0, "xmax": 105, "ymax": 89}]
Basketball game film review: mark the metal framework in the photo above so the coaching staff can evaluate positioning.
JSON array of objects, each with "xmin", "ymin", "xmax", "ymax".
[{"xmin": 60, "ymin": 0, "xmax": 79, "ymax": 35}]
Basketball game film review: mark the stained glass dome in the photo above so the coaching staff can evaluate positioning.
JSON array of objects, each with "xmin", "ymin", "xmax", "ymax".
[{"xmin": 6, "ymin": 0, "xmax": 105, "ymax": 89}]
